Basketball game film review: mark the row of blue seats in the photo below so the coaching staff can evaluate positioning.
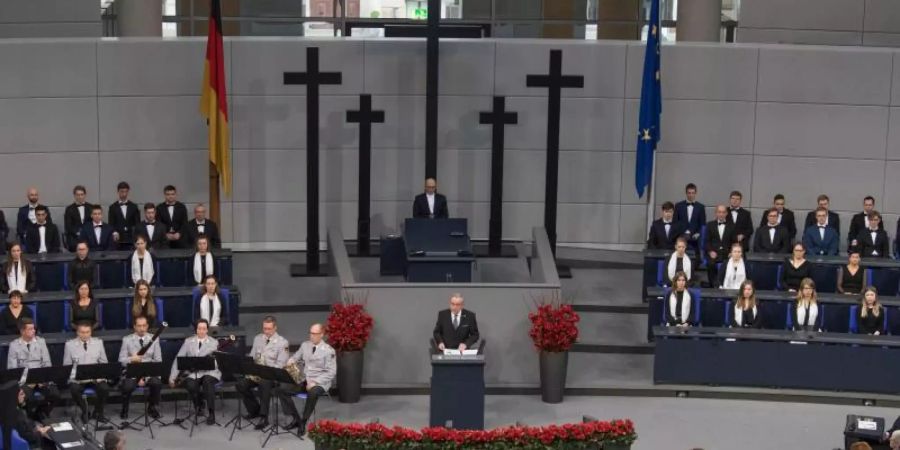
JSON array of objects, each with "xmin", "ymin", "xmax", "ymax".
[{"xmin": 25, "ymin": 257, "xmax": 233, "ymax": 292}]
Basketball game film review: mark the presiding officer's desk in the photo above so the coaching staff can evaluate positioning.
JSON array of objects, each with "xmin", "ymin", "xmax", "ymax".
[
  {"xmin": 404, "ymin": 219, "xmax": 474, "ymax": 282},
  {"xmin": 653, "ymin": 326, "xmax": 900, "ymax": 394}
]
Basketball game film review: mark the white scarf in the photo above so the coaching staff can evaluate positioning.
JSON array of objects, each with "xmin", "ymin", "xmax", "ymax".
[
  {"xmin": 131, "ymin": 251, "xmax": 155, "ymax": 284},
  {"xmin": 667, "ymin": 253, "xmax": 692, "ymax": 282},
  {"xmin": 733, "ymin": 304, "xmax": 757, "ymax": 327},
  {"xmin": 6, "ymin": 261, "xmax": 27, "ymax": 293},
  {"xmin": 721, "ymin": 259, "xmax": 746, "ymax": 289},
  {"xmin": 668, "ymin": 291, "xmax": 692, "ymax": 324},
  {"xmin": 199, "ymin": 294, "xmax": 221, "ymax": 327},
  {"xmin": 193, "ymin": 252, "xmax": 214, "ymax": 285},
  {"xmin": 796, "ymin": 302, "xmax": 819, "ymax": 328}
]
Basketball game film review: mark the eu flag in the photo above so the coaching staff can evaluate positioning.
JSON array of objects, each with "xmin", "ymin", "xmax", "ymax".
[{"xmin": 635, "ymin": 0, "xmax": 662, "ymax": 198}]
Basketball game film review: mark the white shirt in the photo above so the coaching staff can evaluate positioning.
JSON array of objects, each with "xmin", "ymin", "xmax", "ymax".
[
  {"xmin": 37, "ymin": 224, "xmax": 47, "ymax": 253},
  {"xmin": 27, "ymin": 204, "xmax": 37, "ymax": 223},
  {"xmin": 199, "ymin": 294, "xmax": 222, "ymax": 327},
  {"xmin": 196, "ymin": 221, "xmax": 205, "ymax": 234},
  {"xmin": 871, "ymin": 231, "xmax": 879, "ymax": 254},
  {"xmin": 768, "ymin": 226, "xmax": 776, "ymax": 243},
  {"xmin": 452, "ymin": 312, "xmax": 460, "ymax": 328},
  {"xmin": 818, "ymin": 225, "xmax": 826, "ymax": 241},
  {"xmin": 146, "ymin": 223, "xmax": 155, "ymax": 238},
  {"xmin": 93, "ymin": 222, "xmax": 103, "ymax": 243},
  {"xmin": 730, "ymin": 209, "xmax": 738, "ymax": 223},
  {"xmin": 167, "ymin": 205, "xmax": 175, "ymax": 222},
  {"xmin": 426, "ymin": 193, "xmax": 435, "ymax": 214},
  {"xmin": 686, "ymin": 204, "xmax": 694, "ymax": 222},
  {"xmin": 663, "ymin": 221, "xmax": 671, "ymax": 237},
  {"xmin": 777, "ymin": 212, "xmax": 783, "ymax": 224},
  {"xmin": 119, "ymin": 202, "xmax": 128, "ymax": 221},
  {"xmin": 717, "ymin": 222, "xmax": 726, "ymax": 239},
  {"xmin": 77, "ymin": 204, "xmax": 85, "ymax": 222},
  {"xmin": 864, "ymin": 214, "xmax": 870, "ymax": 229}
]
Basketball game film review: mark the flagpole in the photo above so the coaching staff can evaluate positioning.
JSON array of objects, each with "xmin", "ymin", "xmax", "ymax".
[
  {"xmin": 644, "ymin": 151, "xmax": 657, "ymax": 234},
  {"xmin": 209, "ymin": 161, "xmax": 221, "ymax": 225}
]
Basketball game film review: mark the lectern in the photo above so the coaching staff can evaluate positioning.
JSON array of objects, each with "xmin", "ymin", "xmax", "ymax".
[{"xmin": 429, "ymin": 343, "xmax": 485, "ymax": 430}]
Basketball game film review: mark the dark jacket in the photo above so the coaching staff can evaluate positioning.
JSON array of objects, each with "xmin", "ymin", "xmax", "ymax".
[
  {"xmin": 853, "ymin": 229, "xmax": 890, "ymax": 258},
  {"xmin": 804, "ymin": 210, "xmax": 840, "ymax": 237},
  {"xmin": 674, "ymin": 201, "xmax": 706, "ymax": 236},
  {"xmin": 646, "ymin": 219, "xmax": 688, "ymax": 250},
  {"xmin": 63, "ymin": 202, "xmax": 92, "ymax": 251},
  {"xmin": 136, "ymin": 221, "xmax": 167, "ymax": 250},
  {"xmin": 848, "ymin": 212, "xmax": 883, "ymax": 246},
  {"xmin": 108, "ymin": 200, "xmax": 141, "ymax": 245},
  {"xmin": 80, "ymin": 222, "xmax": 116, "ymax": 251},
  {"xmin": 16, "ymin": 204, "xmax": 52, "ymax": 241},
  {"xmin": 413, "ymin": 193, "xmax": 449, "ymax": 219},
  {"xmin": 802, "ymin": 225, "xmax": 839, "ymax": 256},
  {"xmin": 752, "ymin": 224, "xmax": 791, "ymax": 254},
  {"xmin": 432, "ymin": 309, "xmax": 479, "ymax": 349},
  {"xmin": 67, "ymin": 257, "xmax": 97, "ymax": 289},
  {"xmin": 704, "ymin": 220, "xmax": 736, "ymax": 261},
  {"xmin": 24, "ymin": 223, "xmax": 61, "ymax": 254},
  {"xmin": 729, "ymin": 305, "xmax": 763, "ymax": 329},
  {"xmin": 157, "ymin": 201, "xmax": 189, "ymax": 248},
  {"xmin": 726, "ymin": 207, "xmax": 753, "ymax": 250},
  {"xmin": 757, "ymin": 208, "xmax": 797, "ymax": 241},
  {"xmin": 185, "ymin": 219, "xmax": 222, "ymax": 249}
]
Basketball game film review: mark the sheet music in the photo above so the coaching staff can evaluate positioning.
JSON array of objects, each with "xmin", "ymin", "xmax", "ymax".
[
  {"xmin": 443, "ymin": 349, "xmax": 478, "ymax": 356},
  {"xmin": 51, "ymin": 422, "xmax": 74, "ymax": 432}
]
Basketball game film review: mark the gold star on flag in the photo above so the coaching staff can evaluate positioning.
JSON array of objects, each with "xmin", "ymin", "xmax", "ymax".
[
  {"xmin": 651, "ymin": 25, "xmax": 658, "ymax": 36},
  {"xmin": 655, "ymin": 70, "xmax": 660, "ymax": 81},
  {"xmin": 641, "ymin": 128, "xmax": 652, "ymax": 141}
]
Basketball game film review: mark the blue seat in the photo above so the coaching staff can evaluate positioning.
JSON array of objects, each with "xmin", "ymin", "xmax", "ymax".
[
  {"xmin": 100, "ymin": 298, "xmax": 128, "ymax": 330},
  {"xmin": 869, "ymin": 268, "xmax": 900, "ymax": 296},
  {"xmin": 808, "ymin": 264, "xmax": 837, "ymax": 293},
  {"xmin": 821, "ymin": 303, "xmax": 850, "ymax": 333},
  {"xmin": 660, "ymin": 287, "xmax": 702, "ymax": 326},
  {"xmin": 125, "ymin": 298, "xmax": 165, "ymax": 328},
  {"xmin": 785, "ymin": 303, "xmax": 825, "ymax": 330},
  {"xmin": 849, "ymin": 305, "xmax": 889, "ymax": 334},
  {"xmin": 700, "ymin": 297, "xmax": 727, "ymax": 328},
  {"xmin": 36, "ymin": 302, "xmax": 66, "ymax": 333},
  {"xmin": 35, "ymin": 262, "xmax": 65, "ymax": 292},
  {"xmin": 158, "ymin": 259, "xmax": 188, "ymax": 287},
  {"xmin": 656, "ymin": 260, "xmax": 667, "ymax": 287},
  {"xmin": 162, "ymin": 296, "xmax": 194, "ymax": 328},
  {"xmin": 0, "ymin": 428, "xmax": 31, "ymax": 450},
  {"xmin": 698, "ymin": 225, "xmax": 708, "ymax": 268},
  {"xmin": 97, "ymin": 261, "xmax": 127, "ymax": 289},
  {"xmin": 750, "ymin": 262, "xmax": 779, "ymax": 291},
  {"xmin": 218, "ymin": 258, "xmax": 233, "ymax": 286}
]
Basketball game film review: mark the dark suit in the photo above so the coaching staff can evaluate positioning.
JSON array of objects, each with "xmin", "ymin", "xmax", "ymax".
[
  {"xmin": 726, "ymin": 207, "xmax": 753, "ymax": 251},
  {"xmin": 136, "ymin": 221, "xmax": 167, "ymax": 250},
  {"xmin": 854, "ymin": 229, "xmax": 890, "ymax": 258},
  {"xmin": 0, "ymin": 211, "xmax": 8, "ymax": 255},
  {"xmin": 81, "ymin": 222, "xmax": 116, "ymax": 251},
  {"xmin": 63, "ymin": 202, "xmax": 92, "ymax": 251},
  {"xmin": 646, "ymin": 219, "xmax": 688, "ymax": 250},
  {"xmin": 16, "ymin": 204, "xmax": 52, "ymax": 242},
  {"xmin": 757, "ymin": 208, "xmax": 797, "ymax": 241},
  {"xmin": 67, "ymin": 257, "xmax": 97, "ymax": 289},
  {"xmin": 848, "ymin": 212, "xmax": 884, "ymax": 246},
  {"xmin": 108, "ymin": 201, "xmax": 141, "ymax": 248},
  {"xmin": 24, "ymin": 223, "xmax": 61, "ymax": 254},
  {"xmin": 185, "ymin": 219, "xmax": 221, "ymax": 249},
  {"xmin": 157, "ymin": 202, "xmax": 189, "ymax": 248},
  {"xmin": 802, "ymin": 225, "xmax": 839, "ymax": 256},
  {"xmin": 674, "ymin": 201, "xmax": 706, "ymax": 237},
  {"xmin": 804, "ymin": 210, "xmax": 840, "ymax": 236},
  {"xmin": 704, "ymin": 220, "xmax": 736, "ymax": 287},
  {"xmin": 413, "ymin": 193, "xmax": 449, "ymax": 219},
  {"xmin": 432, "ymin": 309, "xmax": 479, "ymax": 350},
  {"xmin": 752, "ymin": 224, "xmax": 791, "ymax": 254}
]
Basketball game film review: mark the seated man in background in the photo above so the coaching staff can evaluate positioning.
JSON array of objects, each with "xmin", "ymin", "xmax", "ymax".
[
  {"xmin": 804, "ymin": 194, "xmax": 840, "ymax": 236},
  {"xmin": 433, "ymin": 293, "xmax": 479, "ymax": 352},
  {"xmin": 752, "ymin": 208, "xmax": 790, "ymax": 254},
  {"xmin": 17, "ymin": 187, "xmax": 52, "ymax": 244},
  {"xmin": 849, "ymin": 196, "xmax": 882, "ymax": 249},
  {"xmin": 108, "ymin": 181, "xmax": 141, "ymax": 251},
  {"xmin": 81, "ymin": 205, "xmax": 118, "ymax": 251},
  {"xmin": 726, "ymin": 191, "xmax": 753, "ymax": 251},
  {"xmin": 853, "ymin": 211, "xmax": 890, "ymax": 258},
  {"xmin": 758, "ymin": 194, "xmax": 796, "ymax": 242},
  {"xmin": 413, "ymin": 177, "xmax": 448, "ymax": 219},
  {"xmin": 674, "ymin": 183, "xmax": 705, "ymax": 253},
  {"xmin": 185, "ymin": 203, "xmax": 221, "ymax": 249},
  {"xmin": 64, "ymin": 185, "xmax": 92, "ymax": 252},
  {"xmin": 803, "ymin": 207, "xmax": 839, "ymax": 256},
  {"xmin": 647, "ymin": 202, "xmax": 687, "ymax": 250},
  {"xmin": 705, "ymin": 205, "xmax": 736, "ymax": 287},
  {"xmin": 0, "ymin": 209, "xmax": 7, "ymax": 255},
  {"xmin": 25, "ymin": 206, "xmax": 61, "ymax": 254},
  {"xmin": 137, "ymin": 203, "xmax": 167, "ymax": 250}
]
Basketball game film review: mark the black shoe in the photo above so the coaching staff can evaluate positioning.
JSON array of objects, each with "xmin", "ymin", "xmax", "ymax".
[
  {"xmin": 93, "ymin": 413, "xmax": 110, "ymax": 424},
  {"xmin": 297, "ymin": 421, "xmax": 307, "ymax": 436},
  {"xmin": 254, "ymin": 419, "xmax": 269, "ymax": 430},
  {"xmin": 148, "ymin": 406, "xmax": 160, "ymax": 419},
  {"xmin": 205, "ymin": 415, "xmax": 215, "ymax": 426},
  {"xmin": 196, "ymin": 408, "xmax": 206, "ymax": 418},
  {"xmin": 243, "ymin": 411, "xmax": 260, "ymax": 420},
  {"xmin": 119, "ymin": 409, "xmax": 128, "ymax": 420}
]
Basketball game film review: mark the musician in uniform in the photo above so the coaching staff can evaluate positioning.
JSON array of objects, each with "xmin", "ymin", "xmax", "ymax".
[
  {"xmin": 169, "ymin": 318, "xmax": 221, "ymax": 425},
  {"xmin": 117, "ymin": 315, "xmax": 163, "ymax": 420},
  {"xmin": 235, "ymin": 316, "xmax": 290, "ymax": 430},
  {"xmin": 275, "ymin": 323, "xmax": 336, "ymax": 435},
  {"xmin": 63, "ymin": 321, "xmax": 110, "ymax": 423},
  {"xmin": 7, "ymin": 317, "xmax": 59, "ymax": 420}
]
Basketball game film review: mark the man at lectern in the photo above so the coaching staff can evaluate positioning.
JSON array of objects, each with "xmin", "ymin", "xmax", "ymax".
[
  {"xmin": 413, "ymin": 177, "xmax": 449, "ymax": 219},
  {"xmin": 433, "ymin": 293, "xmax": 479, "ymax": 351}
]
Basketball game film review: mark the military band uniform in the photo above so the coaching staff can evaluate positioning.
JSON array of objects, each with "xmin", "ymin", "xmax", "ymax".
[
  {"xmin": 170, "ymin": 335, "xmax": 221, "ymax": 418},
  {"xmin": 7, "ymin": 336, "xmax": 59, "ymax": 420},
  {"xmin": 63, "ymin": 337, "xmax": 110, "ymax": 421},
  {"xmin": 118, "ymin": 332, "xmax": 163, "ymax": 418},
  {"xmin": 235, "ymin": 333, "xmax": 290, "ymax": 420},
  {"xmin": 275, "ymin": 340, "xmax": 336, "ymax": 431}
]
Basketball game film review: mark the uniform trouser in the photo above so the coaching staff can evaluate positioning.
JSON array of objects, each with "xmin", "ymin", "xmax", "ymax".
[
  {"xmin": 274, "ymin": 382, "xmax": 325, "ymax": 422},
  {"xmin": 69, "ymin": 381, "xmax": 111, "ymax": 417},
  {"xmin": 22, "ymin": 384, "xmax": 60, "ymax": 419},
  {"xmin": 183, "ymin": 375, "xmax": 217, "ymax": 413},
  {"xmin": 119, "ymin": 376, "xmax": 162, "ymax": 411},
  {"xmin": 234, "ymin": 378, "xmax": 275, "ymax": 416}
]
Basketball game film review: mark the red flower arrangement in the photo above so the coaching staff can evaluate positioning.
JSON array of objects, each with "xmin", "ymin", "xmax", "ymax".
[
  {"xmin": 325, "ymin": 301, "xmax": 374, "ymax": 352},
  {"xmin": 529, "ymin": 300, "xmax": 580, "ymax": 352},
  {"xmin": 308, "ymin": 419, "xmax": 636, "ymax": 449}
]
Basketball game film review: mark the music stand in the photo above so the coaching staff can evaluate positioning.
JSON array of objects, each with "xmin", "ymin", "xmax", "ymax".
[
  {"xmin": 25, "ymin": 366, "xmax": 72, "ymax": 387},
  {"xmin": 121, "ymin": 362, "xmax": 165, "ymax": 438},
  {"xmin": 216, "ymin": 352, "xmax": 253, "ymax": 441},
  {"xmin": 0, "ymin": 368, "xmax": 24, "ymax": 385},
  {"xmin": 248, "ymin": 364, "xmax": 298, "ymax": 448},
  {"xmin": 167, "ymin": 357, "xmax": 217, "ymax": 438},
  {"xmin": 74, "ymin": 363, "xmax": 122, "ymax": 434}
]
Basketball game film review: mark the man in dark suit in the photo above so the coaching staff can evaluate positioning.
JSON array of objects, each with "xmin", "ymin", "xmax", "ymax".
[
  {"xmin": 849, "ymin": 196, "xmax": 883, "ymax": 249},
  {"xmin": 157, "ymin": 185, "xmax": 189, "ymax": 249},
  {"xmin": 432, "ymin": 294, "xmax": 479, "ymax": 352},
  {"xmin": 753, "ymin": 208, "xmax": 791, "ymax": 254},
  {"xmin": 0, "ymin": 210, "xmax": 8, "ymax": 255},
  {"xmin": 853, "ymin": 211, "xmax": 890, "ymax": 258},
  {"xmin": 726, "ymin": 191, "xmax": 753, "ymax": 251},
  {"xmin": 804, "ymin": 194, "xmax": 840, "ymax": 236},
  {"xmin": 803, "ymin": 207, "xmax": 839, "ymax": 256},
  {"xmin": 137, "ymin": 203, "xmax": 167, "ymax": 250},
  {"xmin": 757, "ymin": 194, "xmax": 797, "ymax": 242},
  {"xmin": 673, "ymin": 183, "xmax": 705, "ymax": 253},
  {"xmin": 17, "ymin": 188, "xmax": 52, "ymax": 244},
  {"xmin": 107, "ymin": 181, "xmax": 141, "ymax": 251},
  {"xmin": 705, "ymin": 205, "xmax": 736, "ymax": 287},
  {"xmin": 413, "ymin": 177, "xmax": 449, "ymax": 219},
  {"xmin": 63, "ymin": 185, "xmax": 92, "ymax": 252},
  {"xmin": 81, "ymin": 205, "xmax": 117, "ymax": 251},
  {"xmin": 25, "ymin": 206, "xmax": 61, "ymax": 254},
  {"xmin": 647, "ymin": 202, "xmax": 687, "ymax": 250},
  {"xmin": 185, "ymin": 203, "xmax": 221, "ymax": 249}
]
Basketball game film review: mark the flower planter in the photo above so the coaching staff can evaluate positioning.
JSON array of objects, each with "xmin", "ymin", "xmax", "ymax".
[
  {"xmin": 539, "ymin": 350, "xmax": 568, "ymax": 403},
  {"xmin": 337, "ymin": 350, "xmax": 364, "ymax": 403}
]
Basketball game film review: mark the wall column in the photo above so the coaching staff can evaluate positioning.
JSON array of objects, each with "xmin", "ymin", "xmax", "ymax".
[
  {"xmin": 677, "ymin": 0, "xmax": 721, "ymax": 42},
  {"xmin": 117, "ymin": 0, "xmax": 163, "ymax": 37}
]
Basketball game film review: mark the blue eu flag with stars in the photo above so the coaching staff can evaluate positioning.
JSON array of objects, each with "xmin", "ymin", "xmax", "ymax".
[{"xmin": 635, "ymin": 0, "xmax": 662, "ymax": 198}]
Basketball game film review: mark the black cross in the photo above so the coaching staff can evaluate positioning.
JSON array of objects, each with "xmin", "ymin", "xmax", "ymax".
[
  {"xmin": 479, "ymin": 96, "xmax": 518, "ymax": 257},
  {"xmin": 526, "ymin": 50, "xmax": 584, "ymax": 255},
  {"xmin": 284, "ymin": 47, "xmax": 343, "ymax": 275},
  {"xmin": 347, "ymin": 94, "xmax": 385, "ymax": 257}
]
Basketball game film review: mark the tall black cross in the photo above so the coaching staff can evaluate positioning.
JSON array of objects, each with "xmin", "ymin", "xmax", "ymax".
[
  {"xmin": 284, "ymin": 47, "xmax": 342, "ymax": 275},
  {"xmin": 425, "ymin": 0, "xmax": 440, "ymax": 179},
  {"xmin": 479, "ymin": 96, "xmax": 518, "ymax": 257},
  {"xmin": 526, "ymin": 49, "xmax": 584, "ymax": 255},
  {"xmin": 347, "ymin": 94, "xmax": 385, "ymax": 257}
]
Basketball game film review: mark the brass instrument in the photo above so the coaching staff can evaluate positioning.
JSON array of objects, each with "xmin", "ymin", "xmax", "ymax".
[
  {"xmin": 246, "ymin": 353, "xmax": 265, "ymax": 383},
  {"xmin": 284, "ymin": 359, "xmax": 304, "ymax": 384},
  {"xmin": 174, "ymin": 334, "xmax": 235, "ymax": 385}
]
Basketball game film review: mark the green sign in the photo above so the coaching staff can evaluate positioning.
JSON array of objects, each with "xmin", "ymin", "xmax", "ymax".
[{"xmin": 413, "ymin": 7, "xmax": 427, "ymax": 19}]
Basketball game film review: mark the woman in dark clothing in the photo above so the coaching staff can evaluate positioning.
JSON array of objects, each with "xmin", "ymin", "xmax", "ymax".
[
  {"xmin": 780, "ymin": 242, "xmax": 811, "ymax": 291},
  {"xmin": 0, "ymin": 290, "xmax": 33, "ymax": 335},
  {"xmin": 857, "ymin": 286, "xmax": 885, "ymax": 335},
  {"xmin": 730, "ymin": 280, "xmax": 763, "ymax": 329},
  {"xmin": 837, "ymin": 251, "xmax": 866, "ymax": 295},
  {"xmin": 68, "ymin": 281, "xmax": 100, "ymax": 331},
  {"xmin": 131, "ymin": 279, "xmax": 158, "ymax": 328}
]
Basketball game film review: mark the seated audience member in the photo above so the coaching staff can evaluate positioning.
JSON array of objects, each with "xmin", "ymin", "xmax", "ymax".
[
  {"xmin": 103, "ymin": 430, "xmax": 126, "ymax": 450},
  {"xmin": 705, "ymin": 205, "xmax": 736, "ymax": 287},
  {"xmin": 849, "ymin": 196, "xmax": 881, "ymax": 248},
  {"xmin": 131, "ymin": 280, "xmax": 158, "ymax": 328},
  {"xmin": 664, "ymin": 237, "xmax": 693, "ymax": 286},
  {"xmin": 413, "ymin": 177, "xmax": 449, "ymax": 219},
  {"xmin": 753, "ymin": 208, "xmax": 791, "ymax": 254},
  {"xmin": 195, "ymin": 275, "xmax": 225, "ymax": 327},
  {"xmin": 24, "ymin": 206, "xmax": 61, "ymax": 254},
  {"xmin": 837, "ymin": 251, "xmax": 865, "ymax": 295},
  {"xmin": 68, "ymin": 242, "xmax": 96, "ymax": 290},
  {"xmin": 780, "ymin": 243, "xmax": 811, "ymax": 292},
  {"xmin": 68, "ymin": 281, "xmax": 100, "ymax": 331},
  {"xmin": 803, "ymin": 194, "xmax": 840, "ymax": 236},
  {"xmin": 137, "ymin": 203, "xmax": 167, "ymax": 250},
  {"xmin": 791, "ymin": 277, "xmax": 821, "ymax": 332},
  {"xmin": 157, "ymin": 185, "xmax": 189, "ymax": 249},
  {"xmin": 63, "ymin": 185, "xmax": 92, "ymax": 252},
  {"xmin": 17, "ymin": 188, "xmax": 52, "ymax": 243},
  {"xmin": 647, "ymin": 202, "xmax": 687, "ymax": 250},
  {"xmin": 674, "ymin": 183, "xmax": 705, "ymax": 252},
  {"xmin": 0, "ymin": 290, "xmax": 33, "ymax": 335},
  {"xmin": 130, "ymin": 234, "xmax": 155, "ymax": 286},
  {"xmin": 890, "ymin": 429, "xmax": 900, "ymax": 450},
  {"xmin": 108, "ymin": 181, "xmax": 140, "ymax": 250},
  {"xmin": 81, "ymin": 205, "xmax": 118, "ymax": 251},
  {"xmin": 2, "ymin": 243, "xmax": 35, "ymax": 294},
  {"xmin": 185, "ymin": 203, "xmax": 221, "ymax": 249},
  {"xmin": 0, "ymin": 210, "xmax": 7, "ymax": 255},
  {"xmin": 666, "ymin": 271, "xmax": 695, "ymax": 327},
  {"xmin": 854, "ymin": 211, "xmax": 890, "ymax": 258},
  {"xmin": 730, "ymin": 280, "xmax": 762, "ymax": 329},
  {"xmin": 718, "ymin": 243, "xmax": 749, "ymax": 290},
  {"xmin": 758, "ymin": 194, "xmax": 797, "ymax": 242},
  {"xmin": 726, "ymin": 191, "xmax": 753, "ymax": 251},
  {"xmin": 192, "ymin": 236, "xmax": 215, "ymax": 286},
  {"xmin": 12, "ymin": 388, "xmax": 52, "ymax": 449},
  {"xmin": 802, "ymin": 207, "xmax": 839, "ymax": 256},
  {"xmin": 849, "ymin": 442, "xmax": 873, "ymax": 450},
  {"xmin": 857, "ymin": 286, "xmax": 885, "ymax": 335}
]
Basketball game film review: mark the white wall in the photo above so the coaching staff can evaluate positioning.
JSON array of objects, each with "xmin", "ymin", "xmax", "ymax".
[{"xmin": 0, "ymin": 0, "xmax": 100, "ymax": 38}]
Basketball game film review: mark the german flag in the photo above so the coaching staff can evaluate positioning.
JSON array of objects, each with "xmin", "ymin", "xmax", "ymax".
[{"xmin": 200, "ymin": 0, "xmax": 230, "ymax": 196}]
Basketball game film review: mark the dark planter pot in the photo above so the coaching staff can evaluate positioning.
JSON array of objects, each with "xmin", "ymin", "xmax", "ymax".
[
  {"xmin": 602, "ymin": 444, "xmax": 632, "ymax": 450},
  {"xmin": 539, "ymin": 350, "xmax": 568, "ymax": 403},
  {"xmin": 337, "ymin": 350, "xmax": 364, "ymax": 403}
]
